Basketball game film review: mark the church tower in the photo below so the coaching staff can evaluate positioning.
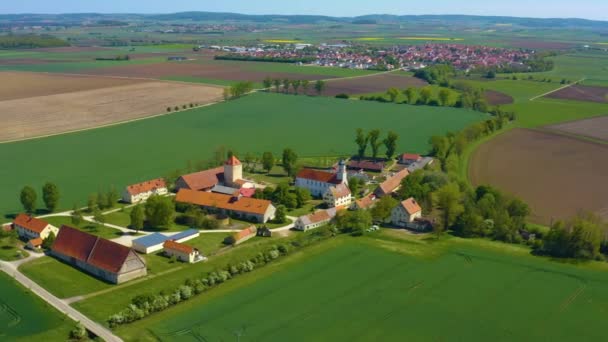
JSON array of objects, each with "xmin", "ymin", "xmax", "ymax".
[
  {"xmin": 224, "ymin": 155, "xmax": 242, "ymax": 187},
  {"xmin": 336, "ymin": 159, "xmax": 348, "ymax": 185}
]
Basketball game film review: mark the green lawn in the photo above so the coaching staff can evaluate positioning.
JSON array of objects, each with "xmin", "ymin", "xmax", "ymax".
[
  {"xmin": 0, "ymin": 93, "xmax": 485, "ymax": 220},
  {"xmin": 44, "ymin": 215, "xmax": 124, "ymax": 240},
  {"xmin": 0, "ymin": 272, "xmax": 74, "ymax": 341},
  {"xmin": 109, "ymin": 233, "xmax": 608, "ymax": 341},
  {"xmin": 0, "ymin": 236, "xmax": 29, "ymax": 261}
]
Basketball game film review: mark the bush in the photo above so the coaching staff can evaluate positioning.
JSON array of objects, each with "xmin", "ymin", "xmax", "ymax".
[{"xmin": 335, "ymin": 93, "xmax": 350, "ymax": 99}]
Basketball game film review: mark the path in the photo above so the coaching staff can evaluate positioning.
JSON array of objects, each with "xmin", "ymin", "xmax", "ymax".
[
  {"xmin": 529, "ymin": 78, "xmax": 586, "ymax": 101},
  {"xmin": 0, "ymin": 260, "xmax": 123, "ymax": 342}
]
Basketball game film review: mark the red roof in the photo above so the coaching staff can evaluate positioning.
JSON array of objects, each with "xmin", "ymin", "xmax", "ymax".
[
  {"xmin": 28, "ymin": 237, "xmax": 43, "ymax": 247},
  {"xmin": 164, "ymin": 240, "xmax": 195, "ymax": 254},
  {"xmin": 355, "ymin": 194, "xmax": 376, "ymax": 209},
  {"xmin": 175, "ymin": 189, "xmax": 273, "ymax": 215},
  {"xmin": 347, "ymin": 160, "xmax": 385, "ymax": 172},
  {"xmin": 240, "ymin": 188, "xmax": 256, "ymax": 198},
  {"xmin": 126, "ymin": 178, "xmax": 166, "ymax": 196},
  {"xmin": 234, "ymin": 226, "xmax": 257, "ymax": 241},
  {"xmin": 225, "ymin": 155, "xmax": 241, "ymax": 166},
  {"xmin": 377, "ymin": 169, "xmax": 410, "ymax": 196},
  {"xmin": 329, "ymin": 183, "xmax": 351, "ymax": 198},
  {"xmin": 88, "ymin": 238, "xmax": 132, "ymax": 273},
  {"xmin": 178, "ymin": 167, "xmax": 224, "ymax": 191},
  {"xmin": 13, "ymin": 214, "xmax": 50, "ymax": 234},
  {"xmin": 401, "ymin": 198, "xmax": 422, "ymax": 215},
  {"xmin": 401, "ymin": 153, "xmax": 422, "ymax": 161},
  {"xmin": 296, "ymin": 168, "xmax": 342, "ymax": 184}
]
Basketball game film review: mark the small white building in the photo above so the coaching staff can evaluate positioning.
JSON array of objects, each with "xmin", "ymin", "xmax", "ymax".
[
  {"xmin": 122, "ymin": 178, "xmax": 168, "ymax": 204},
  {"xmin": 391, "ymin": 198, "xmax": 423, "ymax": 227},
  {"xmin": 163, "ymin": 240, "xmax": 201, "ymax": 263},
  {"xmin": 295, "ymin": 160, "xmax": 348, "ymax": 197},
  {"xmin": 294, "ymin": 208, "xmax": 337, "ymax": 231},
  {"xmin": 323, "ymin": 183, "xmax": 352, "ymax": 208},
  {"xmin": 13, "ymin": 214, "xmax": 58, "ymax": 240}
]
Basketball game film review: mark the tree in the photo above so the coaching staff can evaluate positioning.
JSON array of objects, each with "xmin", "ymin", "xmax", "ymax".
[
  {"xmin": 93, "ymin": 208, "xmax": 105, "ymax": 227},
  {"xmin": 294, "ymin": 188, "xmax": 312, "ymax": 208},
  {"xmin": 41, "ymin": 182, "xmax": 60, "ymax": 212},
  {"xmin": 107, "ymin": 187, "xmax": 119, "ymax": 208},
  {"xmin": 229, "ymin": 81, "xmax": 254, "ymax": 98},
  {"xmin": 71, "ymin": 204, "xmax": 83, "ymax": 226},
  {"xmin": 403, "ymin": 87, "xmax": 418, "ymax": 104},
  {"xmin": 434, "ymin": 183, "xmax": 464, "ymax": 237},
  {"xmin": 486, "ymin": 70, "xmax": 496, "ymax": 79},
  {"xmin": 70, "ymin": 322, "xmax": 87, "ymax": 341},
  {"xmin": 282, "ymin": 148, "xmax": 298, "ymax": 178},
  {"xmin": 20, "ymin": 186, "xmax": 37, "ymax": 213},
  {"xmin": 314, "ymin": 80, "xmax": 326, "ymax": 95},
  {"xmin": 301, "ymin": 80, "xmax": 310, "ymax": 95},
  {"xmin": 383, "ymin": 131, "xmax": 399, "ymax": 160},
  {"xmin": 145, "ymin": 195, "xmax": 175, "ymax": 228},
  {"xmin": 371, "ymin": 196, "xmax": 398, "ymax": 223},
  {"xmin": 273, "ymin": 79, "xmax": 281, "ymax": 93},
  {"xmin": 130, "ymin": 205, "xmax": 145, "ymax": 232},
  {"xmin": 261, "ymin": 152, "xmax": 275, "ymax": 173},
  {"xmin": 42, "ymin": 231, "xmax": 56, "ymax": 249},
  {"xmin": 336, "ymin": 210, "xmax": 372, "ymax": 236},
  {"xmin": 262, "ymin": 77, "xmax": 273, "ymax": 91},
  {"xmin": 87, "ymin": 193, "xmax": 97, "ymax": 213},
  {"xmin": 386, "ymin": 87, "xmax": 400, "ymax": 103},
  {"xmin": 291, "ymin": 80, "xmax": 301, "ymax": 95},
  {"xmin": 368, "ymin": 129, "xmax": 382, "ymax": 159},
  {"xmin": 97, "ymin": 191, "xmax": 108, "ymax": 210},
  {"xmin": 282, "ymin": 78, "xmax": 290, "ymax": 94},
  {"xmin": 419, "ymin": 86, "xmax": 433, "ymax": 104},
  {"xmin": 348, "ymin": 177, "xmax": 364, "ymax": 198},
  {"xmin": 355, "ymin": 128, "xmax": 369, "ymax": 159},
  {"xmin": 274, "ymin": 205, "xmax": 287, "ymax": 224},
  {"xmin": 438, "ymin": 88, "xmax": 451, "ymax": 106}
]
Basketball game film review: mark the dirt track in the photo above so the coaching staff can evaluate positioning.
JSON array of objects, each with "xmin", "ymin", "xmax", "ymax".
[{"xmin": 470, "ymin": 128, "xmax": 608, "ymax": 225}]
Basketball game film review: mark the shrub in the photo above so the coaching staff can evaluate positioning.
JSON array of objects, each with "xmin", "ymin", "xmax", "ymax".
[
  {"xmin": 167, "ymin": 107, "xmax": 172, "ymax": 112},
  {"xmin": 179, "ymin": 285, "xmax": 192, "ymax": 300},
  {"xmin": 335, "ymin": 93, "xmax": 350, "ymax": 99}
]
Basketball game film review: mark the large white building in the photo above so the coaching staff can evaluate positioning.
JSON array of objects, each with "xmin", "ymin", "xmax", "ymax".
[
  {"xmin": 391, "ymin": 198, "xmax": 423, "ymax": 227},
  {"xmin": 323, "ymin": 183, "xmax": 352, "ymax": 208},
  {"xmin": 295, "ymin": 160, "xmax": 348, "ymax": 197},
  {"xmin": 122, "ymin": 178, "xmax": 168, "ymax": 204}
]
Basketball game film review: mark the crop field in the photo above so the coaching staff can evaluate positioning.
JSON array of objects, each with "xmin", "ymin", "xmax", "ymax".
[
  {"xmin": 0, "ymin": 92, "xmax": 485, "ymax": 222},
  {"xmin": 0, "ymin": 72, "xmax": 224, "ymax": 141},
  {"xmin": 470, "ymin": 128, "xmax": 608, "ymax": 224},
  {"xmin": 115, "ymin": 239, "xmax": 608, "ymax": 341},
  {"xmin": 484, "ymin": 89, "xmax": 514, "ymax": 105},
  {"xmin": 321, "ymin": 73, "xmax": 427, "ymax": 96},
  {"xmin": 0, "ymin": 272, "xmax": 73, "ymax": 340},
  {"xmin": 546, "ymin": 116, "xmax": 608, "ymax": 142},
  {"xmin": 545, "ymin": 84, "xmax": 608, "ymax": 103}
]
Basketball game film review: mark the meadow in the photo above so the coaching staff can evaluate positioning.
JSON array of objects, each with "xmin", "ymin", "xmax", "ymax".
[
  {"xmin": 0, "ymin": 93, "xmax": 485, "ymax": 219},
  {"xmin": 110, "ymin": 234, "xmax": 608, "ymax": 341}
]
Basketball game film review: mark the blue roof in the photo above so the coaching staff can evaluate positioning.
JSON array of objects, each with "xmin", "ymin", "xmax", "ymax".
[
  {"xmin": 132, "ymin": 233, "xmax": 169, "ymax": 248},
  {"xmin": 169, "ymin": 229, "xmax": 199, "ymax": 241}
]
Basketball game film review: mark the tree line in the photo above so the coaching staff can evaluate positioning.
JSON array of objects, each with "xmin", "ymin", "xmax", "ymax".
[
  {"xmin": 19, "ymin": 183, "xmax": 60, "ymax": 213},
  {"xmin": 262, "ymin": 77, "xmax": 327, "ymax": 96},
  {"xmin": 215, "ymin": 54, "xmax": 316, "ymax": 64},
  {"xmin": 0, "ymin": 34, "xmax": 68, "ymax": 48},
  {"xmin": 353, "ymin": 129, "xmax": 399, "ymax": 160}
]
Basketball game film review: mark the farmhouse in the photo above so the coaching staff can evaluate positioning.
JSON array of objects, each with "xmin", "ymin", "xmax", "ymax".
[
  {"xmin": 12, "ymin": 214, "xmax": 58, "ymax": 240},
  {"xmin": 295, "ymin": 208, "xmax": 337, "ymax": 231},
  {"xmin": 323, "ymin": 183, "xmax": 352, "ymax": 208},
  {"xmin": 347, "ymin": 160, "xmax": 385, "ymax": 172},
  {"xmin": 399, "ymin": 153, "xmax": 422, "ymax": 165},
  {"xmin": 175, "ymin": 155, "xmax": 253, "ymax": 192},
  {"xmin": 163, "ymin": 240, "xmax": 201, "ymax": 263},
  {"xmin": 391, "ymin": 198, "xmax": 423, "ymax": 227},
  {"xmin": 175, "ymin": 189, "xmax": 276, "ymax": 223},
  {"xmin": 26, "ymin": 237, "xmax": 43, "ymax": 250},
  {"xmin": 122, "ymin": 178, "xmax": 168, "ymax": 204},
  {"xmin": 375, "ymin": 169, "xmax": 410, "ymax": 197},
  {"xmin": 233, "ymin": 226, "xmax": 257, "ymax": 245},
  {"xmin": 296, "ymin": 160, "xmax": 348, "ymax": 197},
  {"xmin": 131, "ymin": 229, "xmax": 200, "ymax": 254},
  {"xmin": 351, "ymin": 194, "xmax": 376, "ymax": 210},
  {"xmin": 51, "ymin": 226, "xmax": 147, "ymax": 284}
]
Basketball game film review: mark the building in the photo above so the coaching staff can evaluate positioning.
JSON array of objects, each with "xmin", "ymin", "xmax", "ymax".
[
  {"xmin": 167, "ymin": 56, "xmax": 187, "ymax": 61},
  {"xmin": 175, "ymin": 155, "xmax": 253, "ymax": 192},
  {"xmin": 324, "ymin": 183, "xmax": 352, "ymax": 208},
  {"xmin": 122, "ymin": 178, "xmax": 168, "ymax": 204},
  {"xmin": 176, "ymin": 189, "xmax": 276, "ymax": 223},
  {"xmin": 233, "ymin": 226, "xmax": 257, "ymax": 245},
  {"xmin": 351, "ymin": 194, "xmax": 376, "ymax": 210},
  {"xmin": 294, "ymin": 208, "xmax": 337, "ymax": 231},
  {"xmin": 51, "ymin": 226, "xmax": 147, "ymax": 284},
  {"xmin": 163, "ymin": 240, "xmax": 201, "ymax": 263},
  {"xmin": 13, "ymin": 214, "xmax": 58, "ymax": 240},
  {"xmin": 375, "ymin": 169, "xmax": 410, "ymax": 198},
  {"xmin": 391, "ymin": 198, "xmax": 423, "ymax": 227},
  {"xmin": 295, "ymin": 160, "xmax": 348, "ymax": 197},
  {"xmin": 347, "ymin": 160, "xmax": 385, "ymax": 172},
  {"xmin": 399, "ymin": 153, "xmax": 423, "ymax": 165},
  {"xmin": 131, "ymin": 229, "xmax": 200, "ymax": 254},
  {"xmin": 26, "ymin": 237, "xmax": 43, "ymax": 250}
]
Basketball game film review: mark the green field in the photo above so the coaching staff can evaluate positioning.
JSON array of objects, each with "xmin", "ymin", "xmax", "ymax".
[
  {"xmin": 108, "ymin": 234, "xmax": 608, "ymax": 341},
  {"xmin": 0, "ymin": 272, "xmax": 73, "ymax": 341},
  {"xmin": 0, "ymin": 56, "xmax": 165, "ymax": 73},
  {"xmin": 44, "ymin": 215, "xmax": 125, "ymax": 240},
  {"xmin": 0, "ymin": 93, "xmax": 485, "ymax": 219}
]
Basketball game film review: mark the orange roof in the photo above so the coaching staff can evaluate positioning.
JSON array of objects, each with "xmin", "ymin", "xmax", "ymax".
[
  {"xmin": 175, "ymin": 189, "xmax": 273, "ymax": 215},
  {"xmin": 377, "ymin": 169, "xmax": 410, "ymax": 195},
  {"xmin": 297, "ymin": 168, "xmax": 341, "ymax": 184},
  {"xmin": 178, "ymin": 167, "xmax": 224, "ymax": 191},
  {"xmin": 225, "ymin": 155, "xmax": 241, "ymax": 166},
  {"xmin": 355, "ymin": 195, "xmax": 376, "ymax": 209},
  {"xmin": 163, "ymin": 240, "xmax": 195, "ymax": 254},
  {"xmin": 329, "ymin": 183, "xmax": 351, "ymax": 198},
  {"xmin": 401, "ymin": 153, "xmax": 422, "ymax": 161},
  {"xmin": 401, "ymin": 198, "xmax": 422, "ymax": 215},
  {"xmin": 13, "ymin": 214, "xmax": 50, "ymax": 234},
  {"xmin": 234, "ymin": 226, "xmax": 257, "ymax": 241},
  {"xmin": 28, "ymin": 237, "xmax": 43, "ymax": 246},
  {"xmin": 126, "ymin": 178, "xmax": 166, "ymax": 196}
]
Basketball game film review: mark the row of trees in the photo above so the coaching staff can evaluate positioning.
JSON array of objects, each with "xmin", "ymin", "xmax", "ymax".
[
  {"xmin": 354, "ymin": 128, "xmax": 399, "ymax": 160},
  {"xmin": 537, "ymin": 213, "xmax": 608, "ymax": 260},
  {"xmin": 19, "ymin": 183, "xmax": 60, "ymax": 213},
  {"xmin": 252, "ymin": 183, "xmax": 311, "ymax": 210},
  {"xmin": 0, "ymin": 34, "xmax": 68, "ymax": 48},
  {"xmin": 223, "ymin": 81, "xmax": 254, "ymax": 100},
  {"xmin": 86, "ymin": 187, "xmax": 120, "ymax": 212},
  {"xmin": 262, "ymin": 77, "xmax": 327, "ymax": 96}
]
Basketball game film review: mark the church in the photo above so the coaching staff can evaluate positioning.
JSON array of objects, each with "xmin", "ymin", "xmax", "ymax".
[
  {"xmin": 175, "ymin": 155, "xmax": 253, "ymax": 194},
  {"xmin": 295, "ymin": 160, "xmax": 348, "ymax": 197}
]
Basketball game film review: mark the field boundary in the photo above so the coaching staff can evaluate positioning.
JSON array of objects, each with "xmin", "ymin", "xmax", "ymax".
[{"xmin": 529, "ymin": 78, "xmax": 586, "ymax": 101}]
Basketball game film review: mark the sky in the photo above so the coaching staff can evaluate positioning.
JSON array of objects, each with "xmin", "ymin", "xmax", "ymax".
[{"xmin": 2, "ymin": 0, "xmax": 608, "ymax": 21}]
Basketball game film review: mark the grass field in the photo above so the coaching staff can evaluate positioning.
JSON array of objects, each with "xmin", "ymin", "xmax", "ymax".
[
  {"xmin": 0, "ymin": 236, "xmax": 29, "ymax": 261},
  {"xmin": 0, "ymin": 57, "xmax": 166, "ymax": 73},
  {"xmin": 44, "ymin": 216, "xmax": 124, "ymax": 240},
  {"xmin": 0, "ymin": 272, "xmax": 73, "ymax": 341},
  {"xmin": 109, "ymin": 233, "xmax": 608, "ymax": 341},
  {"xmin": 0, "ymin": 93, "xmax": 485, "ymax": 220}
]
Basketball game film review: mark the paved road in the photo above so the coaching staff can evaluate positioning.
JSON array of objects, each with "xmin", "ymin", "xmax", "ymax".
[{"xmin": 0, "ymin": 260, "xmax": 123, "ymax": 342}]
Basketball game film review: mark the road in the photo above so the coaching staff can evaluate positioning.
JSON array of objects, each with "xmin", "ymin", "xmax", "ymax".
[{"xmin": 0, "ymin": 259, "xmax": 123, "ymax": 342}]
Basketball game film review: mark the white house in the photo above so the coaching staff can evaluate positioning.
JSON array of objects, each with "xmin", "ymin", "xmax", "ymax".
[
  {"xmin": 324, "ymin": 183, "xmax": 352, "ymax": 208},
  {"xmin": 13, "ymin": 214, "xmax": 58, "ymax": 240},
  {"xmin": 294, "ymin": 208, "xmax": 337, "ymax": 231},
  {"xmin": 391, "ymin": 198, "xmax": 423, "ymax": 227},
  {"xmin": 163, "ymin": 240, "xmax": 201, "ymax": 263},
  {"xmin": 122, "ymin": 178, "xmax": 168, "ymax": 204},
  {"xmin": 295, "ymin": 160, "xmax": 348, "ymax": 197}
]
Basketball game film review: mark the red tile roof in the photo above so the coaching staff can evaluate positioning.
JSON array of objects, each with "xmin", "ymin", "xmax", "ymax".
[
  {"xmin": 13, "ymin": 214, "xmax": 50, "ymax": 234},
  {"xmin": 401, "ymin": 198, "xmax": 422, "ymax": 215},
  {"xmin": 296, "ymin": 168, "xmax": 342, "ymax": 184},
  {"xmin": 234, "ymin": 226, "xmax": 257, "ymax": 241},
  {"xmin": 355, "ymin": 195, "xmax": 376, "ymax": 209},
  {"xmin": 28, "ymin": 237, "xmax": 43, "ymax": 247},
  {"xmin": 88, "ymin": 238, "xmax": 132, "ymax": 273},
  {"xmin": 225, "ymin": 155, "xmax": 241, "ymax": 166},
  {"xmin": 164, "ymin": 240, "xmax": 195, "ymax": 254},
  {"xmin": 401, "ymin": 153, "xmax": 422, "ymax": 161},
  {"xmin": 179, "ymin": 167, "xmax": 224, "ymax": 191},
  {"xmin": 377, "ymin": 169, "xmax": 410, "ymax": 196},
  {"xmin": 126, "ymin": 178, "xmax": 166, "ymax": 196},
  {"xmin": 240, "ymin": 188, "xmax": 256, "ymax": 198},
  {"xmin": 347, "ymin": 160, "xmax": 385, "ymax": 172},
  {"xmin": 175, "ymin": 189, "xmax": 273, "ymax": 215},
  {"xmin": 329, "ymin": 183, "xmax": 351, "ymax": 198}
]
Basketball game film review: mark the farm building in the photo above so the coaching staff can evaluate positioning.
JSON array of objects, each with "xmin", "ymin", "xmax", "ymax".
[
  {"xmin": 295, "ymin": 160, "xmax": 348, "ymax": 197},
  {"xmin": 175, "ymin": 189, "xmax": 276, "ymax": 223},
  {"xmin": 375, "ymin": 169, "xmax": 410, "ymax": 198},
  {"xmin": 12, "ymin": 214, "xmax": 58, "ymax": 240},
  {"xmin": 391, "ymin": 198, "xmax": 423, "ymax": 227},
  {"xmin": 233, "ymin": 226, "xmax": 257, "ymax": 245},
  {"xmin": 26, "ymin": 237, "xmax": 43, "ymax": 250},
  {"xmin": 323, "ymin": 183, "xmax": 352, "ymax": 208},
  {"xmin": 347, "ymin": 160, "xmax": 385, "ymax": 172},
  {"xmin": 51, "ymin": 226, "xmax": 147, "ymax": 284},
  {"xmin": 163, "ymin": 240, "xmax": 202, "ymax": 263},
  {"xmin": 167, "ymin": 56, "xmax": 187, "ymax": 61},
  {"xmin": 398, "ymin": 153, "xmax": 422, "ymax": 165},
  {"xmin": 175, "ymin": 155, "xmax": 254, "ymax": 192},
  {"xmin": 122, "ymin": 178, "xmax": 168, "ymax": 204},
  {"xmin": 131, "ymin": 229, "xmax": 200, "ymax": 254},
  {"xmin": 294, "ymin": 208, "xmax": 337, "ymax": 231},
  {"xmin": 351, "ymin": 194, "xmax": 376, "ymax": 210}
]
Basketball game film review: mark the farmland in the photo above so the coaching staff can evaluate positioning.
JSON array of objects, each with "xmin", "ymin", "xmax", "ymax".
[
  {"xmin": 547, "ymin": 116, "xmax": 608, "ymax": 142},
  {"xmin": 545, "ymin": 84, "xmax": 608, "ymax": 103},
  {"xmin": 0, "ymin": 93, "xmax": 485, "ymax": 219},
  {"xmin": 469, "ymin": 128, "xmax": 608, "ymax": 225},
  {"xmin": 110, "ymin": 235, "xmax": 608, "ymax": 341},
  {"xmin": 322, "ymin": 73, "xmax": 427, "ymax": 96}
]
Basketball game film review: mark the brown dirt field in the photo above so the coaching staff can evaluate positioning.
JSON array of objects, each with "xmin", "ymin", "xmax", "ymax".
[
  {"xmin": 320, "ymin": 73, "xmax": 428, "ymax": 96},
  {"xmin": 546, "ymin": 116, "xmax": 608, "ymax": 142},
  {"xmin": 485, "ymin": 90, "xmax": 514, "ymax": 105},
  {"xmin": 0, "ymin": 72, "xmax": 149, "ymax": 101},
  {"xmin": 545, "ymin": 85, "xmax": 608, "ymax": 103},
  {"xmin": 0, "ymin": 82, "xmax": 223, "ymax": 142},
  {"xmin": 470, "ymin": 128, "xmax": 608, "ymax": 225}
]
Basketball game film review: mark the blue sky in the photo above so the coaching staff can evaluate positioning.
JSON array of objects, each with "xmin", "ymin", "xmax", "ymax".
[{"xmin": 2, "ymin": 0, "xmax": 607, "ymax": 21}]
